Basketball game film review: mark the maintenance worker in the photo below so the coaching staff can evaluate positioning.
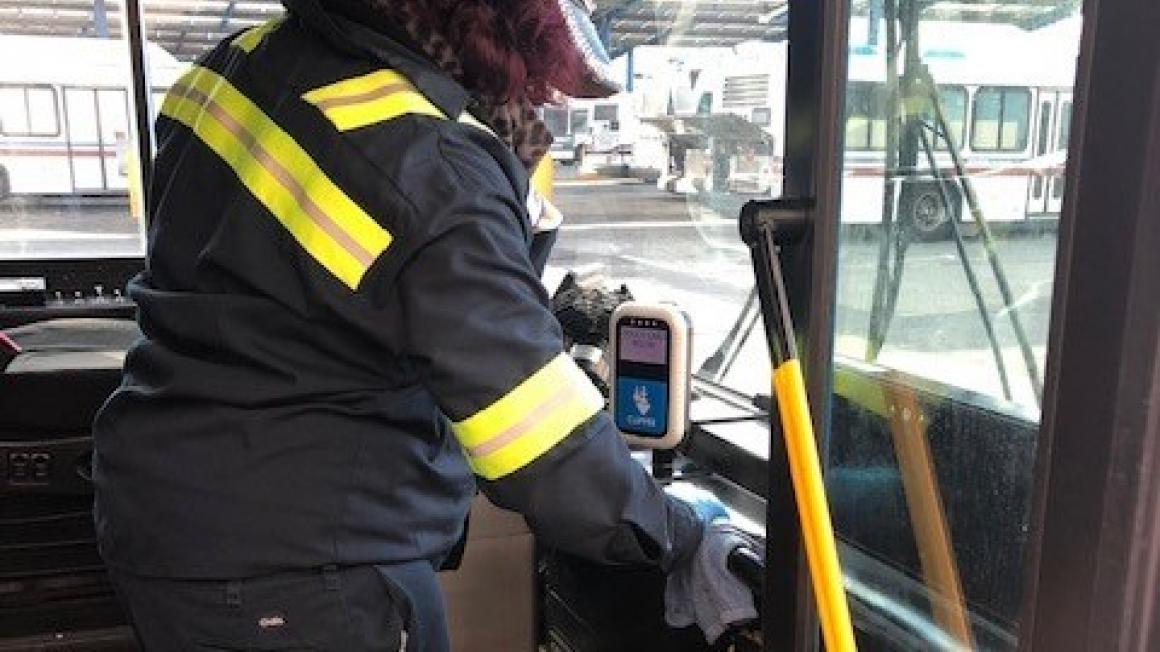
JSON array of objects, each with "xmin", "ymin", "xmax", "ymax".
[{"xmin": 93, "ymin": 0, "xmax": 742, "ymax": 648}]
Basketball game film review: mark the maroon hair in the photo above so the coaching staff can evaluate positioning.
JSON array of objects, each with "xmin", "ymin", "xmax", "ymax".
[
  {"xmin": 425, "ymin": 0, "xmax": 586, "ymax": 103},
  {"xmin": 371, "ymin": 0, "xmax": 584, "ymax": 102}
]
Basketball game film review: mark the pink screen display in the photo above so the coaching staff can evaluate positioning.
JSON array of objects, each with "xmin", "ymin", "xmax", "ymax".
[{"xmin": 619, "ymin": 326, "xmax": 668, "ymax": 365}]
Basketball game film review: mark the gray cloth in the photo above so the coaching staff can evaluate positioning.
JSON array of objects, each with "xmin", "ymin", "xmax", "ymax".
[{"xmin": 664, "ymin": 521, "xmax": 764, "ymax": 644}]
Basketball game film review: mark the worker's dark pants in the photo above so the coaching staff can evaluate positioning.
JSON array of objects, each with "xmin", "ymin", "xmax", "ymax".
[{"xmin": 109, "ymin": 561, "xmax": 449, "ymax": 651}]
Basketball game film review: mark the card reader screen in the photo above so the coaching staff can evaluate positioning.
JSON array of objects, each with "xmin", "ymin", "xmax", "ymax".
[
  {"xmin": 619, "ymin": 326, "xmax": 668, "ymax": 365},
  {"xmin": 615, "ymin": 318, "xmax": 671, "ymax": 438}
]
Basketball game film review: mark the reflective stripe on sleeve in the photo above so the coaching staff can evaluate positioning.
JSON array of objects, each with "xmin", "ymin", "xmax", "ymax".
[
  {"xmin": 453, "ymin": 353, "xmax": 605, "ymax": 480},
  {"xmin": 160, "ymin": 65, "xmax": 392, "ymax": 289}
]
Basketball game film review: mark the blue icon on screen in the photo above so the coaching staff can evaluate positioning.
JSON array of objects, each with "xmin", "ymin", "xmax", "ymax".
[{"xmin": 615, "ymin": 378, "xmax": 669, "ymax": 437}]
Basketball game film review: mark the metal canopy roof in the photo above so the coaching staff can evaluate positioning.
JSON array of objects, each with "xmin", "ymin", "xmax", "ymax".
[
  {"xmin": 0, "ymin": 0, "xmax": 1079, "ymax": 63},
  {"xmin": 593, "ymin": 1, "xmax": 790, "ymax": 58}
]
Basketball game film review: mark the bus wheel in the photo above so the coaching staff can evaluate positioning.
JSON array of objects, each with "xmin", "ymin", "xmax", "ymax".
[{"xmin": 901, "ymin": 182, "xmax": 959, "ymax": 240}]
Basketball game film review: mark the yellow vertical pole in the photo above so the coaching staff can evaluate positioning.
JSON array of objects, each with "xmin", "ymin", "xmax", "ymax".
[
  {"xmin": 742, "ymin": 210, "xmax": 858, "ymax": 651},
  {"xmin": 772, "ymin": 359, "xmax": 858, "ymax": 652}
]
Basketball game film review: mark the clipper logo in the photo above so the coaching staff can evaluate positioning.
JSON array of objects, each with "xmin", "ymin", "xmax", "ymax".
[
  {"xmin": 616, "ymin": 378, "xmax": 668, "ymax": 437},
  {"xmin": 633, "ymin": 385, "xmax": 652, "ymax": 416}
]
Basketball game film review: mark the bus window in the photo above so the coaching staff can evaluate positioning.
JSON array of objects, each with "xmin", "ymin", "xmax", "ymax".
[
  {"xmin": 845, "ymin": 81, "xmax": 887, "ymax": 150},
  {"xmin": 28, "ymin": 86, "xmax": 60, "ymax": 136},
  {"xmin": 971, "ymin": 86, "xmax": 1031, "ymax": 152},
  {"xmin": 697, "ymin": 91, "xmax": 713, "ymax": 115},
  {"xmin": 544, "ymin": 107, "xmax": 570, "ymax": 138},
  {"xmin": 1036, "ymin": 101, "xmax": 1053, "ymax": 157},
  {"xmin": 593, "ymin": 103, "xmax": 618, "ymax": 122},
  {"xmin": 0, "ymin": 85, "xmax": 59, "ymax": 137},
  {"xmin": 830, "ymin": 4, "xmax": 1083, "ymax": 649},
  {"xmin": 926, "ymin": 85, "xmax": 967, "ymax": 149},
  {"xmin": 0, "ymin": 86, "xmax": 28, "ymax": 135},
  {"xmin": 0, "ymin": 17, "xmax": 185, "ymax": 258},
  {"xmin": 570, "ymin": 108, "xmax": 590, "ymax": 135},
  {"xmin": 1057, "ymin": 101, "xmax": 1073, "ymax": 150}
]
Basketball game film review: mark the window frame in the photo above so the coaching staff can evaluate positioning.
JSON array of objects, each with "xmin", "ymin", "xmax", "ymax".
[
  {"xmin": 842, "ymin": 83, "xmax": 967, "ymax": 152},
  {"xmin": 843, "ymin": 80, "xmax": 886, "ymax": 151},
  {"xmin": 0, "ymin": 0, "xmax": 152, "ymax": 275},
  {"xmin": 0, "ymin": 84, "xmax": 62, "ymax": 138},
  {"xmin": 930, "ymin": 84, "xmax": 968, "ymax": 150},
  {"xmin": 970, "ymin": 85, "xmax": 1032, "ymax": 153}
]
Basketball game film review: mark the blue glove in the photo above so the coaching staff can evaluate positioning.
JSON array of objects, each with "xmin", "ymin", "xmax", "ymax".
[{"xmin": 664, "ymin": 483, "xmax": 730, "ymax": 525}]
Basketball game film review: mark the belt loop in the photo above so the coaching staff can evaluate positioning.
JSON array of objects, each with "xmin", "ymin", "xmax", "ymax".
[
  {"xmin": 225, "ymin": 580, "xmax": 242, "ymax": 607},
  {"xmin": 323, "ymin": 564, "xmax": 340, "ymax": 592}
]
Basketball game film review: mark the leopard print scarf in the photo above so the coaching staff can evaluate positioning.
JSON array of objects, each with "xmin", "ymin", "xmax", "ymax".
[{"xmin": 363, "ymin": 0, "xmax": 554, "ymax": 170}]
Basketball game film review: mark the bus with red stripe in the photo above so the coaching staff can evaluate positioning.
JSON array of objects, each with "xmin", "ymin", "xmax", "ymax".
[
  {"xmin": 634, "ymin": 17, "xmax": 1079, "ymax": 237},
  {"xmin": 0, "ymin": 35, "xmax": 185, "ymax": 201}
]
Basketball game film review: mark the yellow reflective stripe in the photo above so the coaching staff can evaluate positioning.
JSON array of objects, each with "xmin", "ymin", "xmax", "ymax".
[
  {"xmin": 232, "ymin": 17, "xmax": 285, "ymax": 53},
  {"xmin": 161, "ymin": 66, "xmax": 392, "ymax": 289},
  {"xmin": 454, "ymin": 353, "xmax": 604, "ymax": 480},
  {"xmin": 304, "ymin": 69, "xmax": 414, "ymax": 106},
  {"xmin": 303, "ymin": 69, "xmax": 444, "ymax": 131}
]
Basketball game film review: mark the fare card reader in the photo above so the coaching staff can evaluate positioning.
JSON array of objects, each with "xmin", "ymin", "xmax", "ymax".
[{"xmin": 610, "ymin": 302, "xmax": 692, "ymax": 449}]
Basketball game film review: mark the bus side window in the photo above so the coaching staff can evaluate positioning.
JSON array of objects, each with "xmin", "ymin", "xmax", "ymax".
[
  {"xmin": 1057, "ymin": 101, "xmax": 1073, "ymax": 150},
  {"xmin": 929, "ymin": 85, "xmax": 967, "ymax": 149},
  {"xmin": 571, "ymin": 109, "xmax": 589, "ymax": 135},
  {"xmin": 594, "ymin": 102, "xmax": 620, "ymax": 130},
  {"xmin": 845, "ymin": 81, "xmax": 887, "ymax": 150},
  {"xmin": 0, "ymin": 85, "xmax": 59, "ymax": 137},
  {"xmin": 1036, "ymin": 101, "xmax": 1053, "ymax": 157},
  {"xmin": 971, "ymin": 86, "xmax": 1031, "ymax": 152},
  {"xmin": 0, "ymin": 86, "xmax": 29, "ymax": 136},
  {"xmin": 697, "ymin": 92, "xmax": 713, "ymax": 115},
  {"xmin": 27, "ymin": 87, "xmax": 59, "ymax": 136},
  {"xmin": 544, "ymin": 107, "xmax": 570, "ymax": 138}
]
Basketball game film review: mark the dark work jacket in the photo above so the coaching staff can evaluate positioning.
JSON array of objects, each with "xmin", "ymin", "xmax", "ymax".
[{"xmin": 92, "ymin": 0, "xmax": 700, "ymax": 578}]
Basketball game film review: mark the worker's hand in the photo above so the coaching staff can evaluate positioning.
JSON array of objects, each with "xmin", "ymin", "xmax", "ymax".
[
  {"xmin": 663, "ymin": 521, "xmax": 764, "ymax": 644},
  {"xmin": 662, "ymin": 484, "xmax": 761, "ymax": 644},
  {"xmin": 664, "ymin": 483, "xmax": 729, "ymax": 525}
]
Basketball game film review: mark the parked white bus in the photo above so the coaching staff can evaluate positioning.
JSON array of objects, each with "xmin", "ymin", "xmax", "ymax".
[
  {"xmin": 636, "ymin": 16, "xmax": 1079, "ymax": 236},
  {"xmin": 0, "ymin": 35, "xmax": 186, "ymax": 199},
  {"xmin": 837, "ymin": 17, "xmax": 1079, "ymax": 236}
]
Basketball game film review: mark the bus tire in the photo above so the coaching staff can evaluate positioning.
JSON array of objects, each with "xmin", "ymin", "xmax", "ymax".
[{"xmin": 901, "ymin": 181, "xmax": 961, "ymax": 240}]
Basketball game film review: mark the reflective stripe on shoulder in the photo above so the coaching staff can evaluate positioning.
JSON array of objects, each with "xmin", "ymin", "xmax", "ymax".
[
  {"xmin": 303, "ymin": 69, "xmax": 444, "ymax": 131},
  {"xmin": 160, "ymin": 65, "xmax": 392, "ymax": 290},
  {"xmin": 303, "ymin": 69, "xmax": 500, "ymax": 139},
  {"xmin": 232, "ymin": 16, "xmax": 285, "ymax": 53},
  {"xmin": 453, "ymin": 353, "xmax": 604, "ymax": 480}
]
